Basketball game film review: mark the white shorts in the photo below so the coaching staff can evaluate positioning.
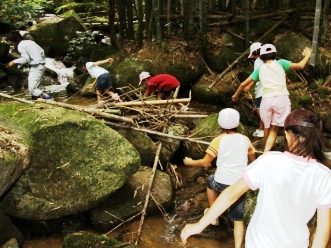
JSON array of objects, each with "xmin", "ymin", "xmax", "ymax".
[{"xmin": 260, "ymin": 95, "xmax": 291, "ymax": 128}]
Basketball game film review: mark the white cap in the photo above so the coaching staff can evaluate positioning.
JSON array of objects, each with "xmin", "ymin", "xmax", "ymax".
[
  {"xmin": 32, "ymin": 89, "xmax": 43, "ymax": 97},
  {"xmin": 260, "ymin": 44, "xmax": 277, "ymax": 55},
  {"xmin": 248, "ymin": 42, "xmax": 262, "ymax": 58},
  {"xmin": 139, "ymin": 71, "xmax": 151, "ymax": 85},
  {"xmin": 218, "ymin": 108, "xmax": 240, "ymax": 129}
]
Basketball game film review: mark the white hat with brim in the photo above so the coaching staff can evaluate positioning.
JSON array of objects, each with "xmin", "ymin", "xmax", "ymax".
[
  {"xmin": 32, "ymin": 89, "xmax": 43, "ymax": 97},
  {"xmin": 218, "ymin": 108, "xmax": 240, "ymax": 129},
  {"xmin": 139, "ymin": 71, "xmax": 151, "ymax": 85},
  {"xmin": 260, "ymin": 44, "xmax": 277, "ymax": 55},
  {"xmin": 248, "ymin": 42, "xmax": 262, "ymax": 58}
]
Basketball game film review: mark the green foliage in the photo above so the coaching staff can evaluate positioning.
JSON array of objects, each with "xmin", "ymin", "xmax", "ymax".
[
  {"xmin": 55, "ymin": 2, "xmax": 103, "ymax": 14},
  {"xmin": 64, "ymin": 30, "xmax": 97, "ymax": 61},
  {"xmin": 0, "ymin": 0, "xmax": 52, "ymax": 29}
]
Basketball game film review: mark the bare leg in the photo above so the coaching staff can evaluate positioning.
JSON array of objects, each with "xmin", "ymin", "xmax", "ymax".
[
  {"xmin": 264, "ymin": 125, "xmax": 279, "ymax": 152},
  {"xmin": 96, "ymin": 89, "xmax": 103, "ymax": 101},
  {"xmin": 233, "ymin": 220, "xmax": 244, "ymax": 248},
  {"xmin": 207, "ymin": 187, "xmax": 218, "ymax": 206}
]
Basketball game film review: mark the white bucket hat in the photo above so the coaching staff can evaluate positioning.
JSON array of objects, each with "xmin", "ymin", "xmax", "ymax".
[
  {"xmin": 248, "ymin": 42, "xmax": 262, "ymax": 58},
  {"xmin": 260, "ymin": 44, "xmax": 277, "ymax": 55},
  {"xmin": 32, "ymin": 89, "xmax": 43, "ymax": 97},
  {"xmin": 218, "ymin": 108, "xmax": 240, "ymax": 129},
  {"xmin": 139, "ymin": 71, "xmax": 151, "ymax": 85}
]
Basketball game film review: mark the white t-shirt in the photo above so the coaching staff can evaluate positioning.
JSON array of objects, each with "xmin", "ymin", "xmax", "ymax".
[
  {"xmin": 254, "ymin": 58, "xmax": 264, "ymax": 98},
  {"xmin": 13, "ymin": 40, "xmax": 45, "ymax": 66},
  {"xmin": 86, "ymin": 62, "xmax": 109, "ymax": 79},
  {"xmin": 207, "ymin": 133, "xmax": 255, "ymax": 185},
  {"xmin": 243, "ymin": 151, "xmax": 331, "ymax": 248}
]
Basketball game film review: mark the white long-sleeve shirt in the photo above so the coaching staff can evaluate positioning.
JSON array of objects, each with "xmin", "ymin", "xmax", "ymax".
[{"xmin": 13, "ymin": 40, "xmax": 45, "ymax": 66}]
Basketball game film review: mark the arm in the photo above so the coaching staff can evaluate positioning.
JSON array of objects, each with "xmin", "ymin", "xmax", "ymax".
[
  {"xmin": 232, "ymin": 76, "xmax": 255, "ymax": 101},
  {"xmin": 289, "ymin": 47, "xmax": 312, "ymax": 70},
  {"xmin": 248, "ymin": 153, "xmax": 256, "ymax": 164},
  {"xmin": 92, "ymin": 58, "xmax": 113, "ymax": 66},
  {"xmin": 183, "ymin": 153, "xmax": 214, "ymax": 168},
  {"xmin": 87, "ymin": 79, "xmax": 97, "ymax": 89},
  {"xmin": 180, "ymin": 178, "xmax": 250, "ymax": 244},
  {"xmin": 244, "ymin": 81, "xmax": 255, "ymax": 92},
  {"xmin": 311, "ymin": 208, "xmax": 331, "ymax": 248}
]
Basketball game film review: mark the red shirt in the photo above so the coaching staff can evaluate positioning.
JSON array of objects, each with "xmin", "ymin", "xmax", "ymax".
[{"xmin": 147, "ymin": 74, "xmax": 180, "ymax": 92}]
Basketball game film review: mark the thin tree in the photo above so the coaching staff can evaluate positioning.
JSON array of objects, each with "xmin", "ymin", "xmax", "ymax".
[
  {"xmin": 108, "ymin": 0, "xmax": 119, "ymax": 50},
  {"xmin": 126, "ymin": 0, "xmax": 134, "ymax": 40},
  {"xmin": 321, "ymin": 0, "xmax": 330, "ymax": 43},
  {"xmin": 153, "ymin": 0, "xmax": 162, "ymax": 45},
  {"xmin": 199, "ymin": 0, "xmax": 207, "ymax": 54},
  {"xmin": 310, "ymin": 0, "xmax": 322, "ymax": 67},
  {"xmin": 244, "ymin": 0, "xmax": 249, "ymax": 49},
  {"xmin": 137, "ymin": 0, "xmax": 144, "ymax": 48}
]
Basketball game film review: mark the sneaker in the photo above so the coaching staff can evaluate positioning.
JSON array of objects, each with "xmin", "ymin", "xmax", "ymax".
[
  {"xmin": 256, "ymin": 130, "xmax": 264, "ymax": 138},
  {"xmin": 252, "ymin": 129, "xmax": 260, "ymax": 137},
  {"xmin": 204, "ymin": 208, "xmax": 219, "ymax": 226}
]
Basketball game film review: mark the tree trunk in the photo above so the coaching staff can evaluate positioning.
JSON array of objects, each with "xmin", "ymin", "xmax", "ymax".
[
  {"xmin": 199, "ymin": 0, "xmax": 207, "ymax": 54},
  {"xmin": 244, "ymin": 0, "xmax": 249, "ymax": 49},
  {"xmin": 108, "ymin": 0, "xmax": 119, "ymax": 50},
  {"xmin": 310, "ymin": 0, "xmax": 322, "ymax": 67},
  {"xmin": 321, "ymin": 0, "xmax": 330, "ymax": 43},
  {"xmin": 153, "ymin": 0, "xmax": 162, "ymax": 45},
  {"xmin": 126, "ymin": 0, "xmax": 134, "ymax": 40},
  {"xmin": 137, "ymin": 0, "xmax": 144, "ymax": 48}
]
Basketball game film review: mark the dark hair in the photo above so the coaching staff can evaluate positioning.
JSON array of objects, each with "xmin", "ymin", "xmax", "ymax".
[
  {"xmin": 260, "ymin": 52, "xmax": 277, "ymax": 62},
  {"xmin": 76, "ymin": 57, "xmax": 88, "ymax": 70},
  {"xmin": 6, "ymin": 31, "xmax": 23, "ymax": 43},
  {"xmin": 252, "ymin": 49, "xmax": 260, "ymax": 57},
  {"xmin": 223, "ymin": 128, "xmax": 237, "ymax": 133},
  {"xmin": 284, "ymin": 112, "xmax": 327, "ymax": 165}
]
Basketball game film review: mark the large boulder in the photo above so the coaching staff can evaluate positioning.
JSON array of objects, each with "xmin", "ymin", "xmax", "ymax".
[
  {"xmin": 29, "ymin": 10, "xmax": 88, "ymax": 57},
  {"xmin": 0, "ymin": 102, "xmax": 141, "ymax": 220},
  {"xmin": 0, "ymin": 115, "xmax": 30, "ymax": 198},
  {"xmin": 89, "ymin": 166, "xmax": 174, "ymax": 231}
]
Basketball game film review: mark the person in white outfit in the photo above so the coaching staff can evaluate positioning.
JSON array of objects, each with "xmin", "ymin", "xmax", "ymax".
[
  {"xmin": 181, "ymin": 109, "xmax": 331, "ymax": 248},
  {"xmin": 183, "ymin": 108, "xmax": 256, "ymax": 248},
  {"xmin": 6, "ymin": 31, "xmax": 48, "ymax": 99}
]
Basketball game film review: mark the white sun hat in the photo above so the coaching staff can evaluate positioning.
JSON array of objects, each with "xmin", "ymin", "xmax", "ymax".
[
  {"xmin": 218, "ymin": 108, "xmax": 240, "ymax": 129},
  {"xmin": 260, "ymin": 44, "xmax": 277, "ymax": 55},
  {"xmin": 139, "ymin": 71, "xmax": 151, "ymax": 85},
  {"xmin": 248, "ymin": 42, "xmax": 262, "ymax": 58}
]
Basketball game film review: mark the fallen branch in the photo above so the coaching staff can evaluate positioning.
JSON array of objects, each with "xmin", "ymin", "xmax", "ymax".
[
  {"xmin": 36, "ymin": 99, "xmax": 134, "ymax": 124},
  {"xmin": 112, "ymin": 98, "xmax": 191, "ymax": 107},
  {"xmin": 104, "ymin": 121, "xmax": 210, "ymax": 145},
  {"xmin": 0, "ymin": 92, "xmax": 35, "ymax": 104}
]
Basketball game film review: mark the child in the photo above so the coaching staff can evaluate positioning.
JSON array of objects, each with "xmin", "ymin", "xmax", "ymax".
[
  {"xmin": 181, "ymin": 110, "xmax": 331, "ymax": 248},
  {"xmin": 232, "ymin": 44, "xmax": 312, "ymax": 152},
  {"xmin": 183, "ymin": 108, "xmax": 256, "ymax": 248},
  {"xmin": 247, "ymin": 42, "xmax": 264, "ymax": 138},
  {"xmin": 6, "ymin": 31, "xmax": 49, "ymax": 99},
  {"xmin": 76, "ymin": 57, "xmax": 121, "ymax": 108},
  {"xmin": 138, "ymin": 71, "xmax": 188, "ymax": 111}
]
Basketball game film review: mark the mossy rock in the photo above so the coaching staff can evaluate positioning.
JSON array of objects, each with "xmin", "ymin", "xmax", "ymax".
[
  {"xmin": 0, "ymin": 102, "xmax": 141, "ymax": 220},
  {"xmin": 0, "ymin": 115, "xmax": 31, "ymax": 198}
]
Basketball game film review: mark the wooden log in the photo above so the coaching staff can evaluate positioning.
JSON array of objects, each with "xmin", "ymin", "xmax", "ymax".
[
  {"xmin": 36, "ymin": 99, "xmax": 134, "ymax": 124},
  {"xmin": 112, "ymin": 98, "xmax": 191, "ymax": 106},
  {"xmin": 0, "ymin": 92, "xmax": 34, "ymax": 104},
  {"xmin": 104, "ymin": 121, "xmax": 210, "ymax": 145}
]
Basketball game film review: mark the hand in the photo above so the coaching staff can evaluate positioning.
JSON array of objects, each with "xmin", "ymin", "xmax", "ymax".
[
  {"xmin": 86, "ymin": 84, "xmax": 93, "ymax": 89},
  {"xmin": 231, "ymin": 95, "xmax": 238, "ymax": 102},
  {"xmin": 7, "ymin": 61, "xmax": 14, "ymax": 67},
  {"xmin": 180, "ymin": 223, "xmax": 203, "ymax": 245},
  {"xmin": 183, "ymin": 157, "xmax": 193, "ymax": 166},
  {"xmin": 302, "ymin": 47, "xmax": 312, "ymax": 58},
  {"xmin": 107, "ymin": 58, "xmax": 114, "ymax": 63}
]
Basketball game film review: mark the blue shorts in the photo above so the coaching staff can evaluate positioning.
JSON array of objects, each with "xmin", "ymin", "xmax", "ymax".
[
  {"xmin": 96, "ymin": 73, "xmax": 111, "ymax": 91},
  {"xmin": 206, "ymin": 174, "xmax": 245, "ymax": 221},
  {"xmin": 255, "ymin": 96, "xmax": 262, "ymax": 109}
]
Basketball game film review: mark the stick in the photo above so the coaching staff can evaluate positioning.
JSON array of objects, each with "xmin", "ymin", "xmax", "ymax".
[
  {"xmin": 135, "ymin": 141, "xmax": 163, "ymax": 245},
  {"xmin": 0, "ymin": 92, "xmax": 35, "ymax": 104},
  {"xmin": 104, "ymin": 122, "xmax": 210, "ymax": 145},
  {"xmin": 36, "ymin": 99, "xmax": 134, "ymax": 123},
  {"xmin": 112, "ymin": 98, "xmax": 191, "ymax": 107},
  {"xmin": 207, "ymin": 15, "xmax": 289, "ymax": 91}
]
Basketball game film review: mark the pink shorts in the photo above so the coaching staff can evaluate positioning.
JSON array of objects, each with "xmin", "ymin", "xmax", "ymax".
[{"xmin": 260, "ymin": 95, "xmax": 291, "ymax": 128}]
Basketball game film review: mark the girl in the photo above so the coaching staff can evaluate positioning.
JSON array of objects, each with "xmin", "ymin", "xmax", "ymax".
[
  {"xmin": 232, "ymin": 44, "xmax": 312, "ymax": 152},
  {"xmin": 181, "ymin": 110, "xmax": 331, "ymax": 248}
]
